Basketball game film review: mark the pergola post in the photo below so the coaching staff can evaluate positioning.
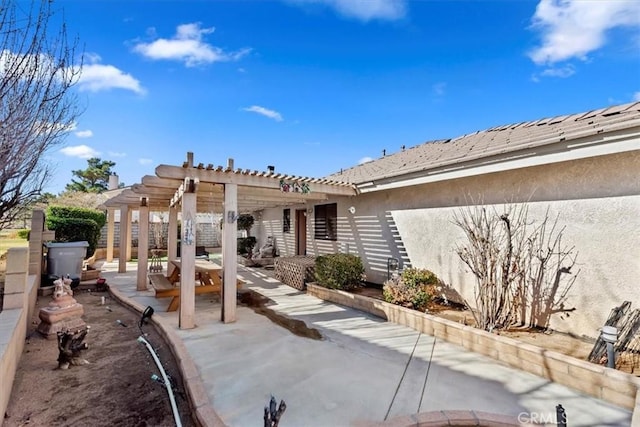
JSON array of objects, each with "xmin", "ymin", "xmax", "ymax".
[
  {"xmin": 167, "ymin": 206, "xmax": 178, "ymax": 277},
  {"xmin": 118, "ymin": 204, "xmax": 129, "ymax": 273},
  {"xmin": 106, "ymin": 207, "xmax": 115, "ymax": 262},
  {"xmin": 137, "ymin": 198, "xmax": 150, "ymax": 291},
  {"xmin": 126, "ymin": 209, "xmax": 133, "ymax": 261},
  {"xmin": 179, "ymin": 187, "xmax": 197, "ymax": 329},
  {"xmin": 222, "ymin": 182, "xmax": 238, "ymax": 323}
]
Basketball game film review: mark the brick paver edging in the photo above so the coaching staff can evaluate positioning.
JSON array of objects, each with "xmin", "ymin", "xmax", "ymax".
[
  {"xmin": 353, "ymin": 409, "xmax": 531, "ymax": 426},
  {"xmin": 108, "ymin": 285, "xmax": 227, "ymax": 427},
  {"xmin": 306, "ymin": 283, "xmax": 640, "ymax": 412}
]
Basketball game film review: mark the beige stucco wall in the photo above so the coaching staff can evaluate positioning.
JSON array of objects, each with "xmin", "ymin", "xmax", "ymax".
[
  {"xmin": 256, "ymin": 150, "xmax": 640, "ymax": 339},
  {"xmin": 390, "ymin": 195, "xmax": 639, "ymax": 339}
]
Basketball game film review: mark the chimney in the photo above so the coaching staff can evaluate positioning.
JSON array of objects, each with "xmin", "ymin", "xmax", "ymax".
[
  {"xmin": 108, "ymin": 173, "xmax": 119, "ymax": 190},
  {"xmin": 267, "ymin": 165, "xmax": 275, "ymax": 173}
]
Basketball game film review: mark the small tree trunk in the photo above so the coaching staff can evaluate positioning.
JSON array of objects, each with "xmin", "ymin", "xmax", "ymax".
[
  {"xmin": 57, "ymin": 328, "xmax": 89, "ymax": 369},
  {"xmin": 263, "ymin": 396, "xmax": 286, "ymax": 427}
]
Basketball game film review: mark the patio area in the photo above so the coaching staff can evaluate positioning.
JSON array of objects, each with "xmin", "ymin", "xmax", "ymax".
[{"xmin": 98, "ymin": 258, "xmax": 632, "ymax": 427}]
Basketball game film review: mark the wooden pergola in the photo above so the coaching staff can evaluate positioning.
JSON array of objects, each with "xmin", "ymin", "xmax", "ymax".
[{"xmin": 102, "ymin": 152, "xmax": 357, "ymax": 329}]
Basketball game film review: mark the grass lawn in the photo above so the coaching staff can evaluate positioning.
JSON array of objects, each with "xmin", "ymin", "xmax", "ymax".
[
  {"xmin": 0, "ymin": 230, "xmax": 29, "ymax": 259},
  {"xmin": 0, "ymin": 230, "xmax": 29, "ymax": 283}
]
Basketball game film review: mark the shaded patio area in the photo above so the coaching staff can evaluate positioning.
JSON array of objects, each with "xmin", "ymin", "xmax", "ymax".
[
  {"xmin": 100, "ymin": 152, "xmax": 358, "ymax": 330},
  {"xmin": 98, "ymin": 258, "xmax": 632, "ymax": 427}
]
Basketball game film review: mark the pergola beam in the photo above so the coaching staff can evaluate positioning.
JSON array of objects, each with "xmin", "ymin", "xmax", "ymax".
[
  {"xmin": 133, "ymin": 182, "xmax": 331, "ymax": 202},
  {"xmin": 104, "ymin": 196, "xmax": 297, "ymax": 212},
  {"xmin": 155, "ymin": 164, "xmax": 357, "ymax": 196}
]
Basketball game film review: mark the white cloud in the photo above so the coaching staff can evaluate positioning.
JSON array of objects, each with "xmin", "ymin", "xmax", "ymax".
[
  {"xmin": 60, "ymin": 145, "xmax": 100, "ymax": 159},
  {"xmin": 74, "ymin": 130, "xmax": 93, "ymax": 138},
  {"xmin": 243, "ymin": 105, "xmax": 283, "ymax": 122},
  {"xmin": 538, "ymin": 64, "xmax": 576, "ymax": 79},
  {"xmin": 78, "ymin": 63, "xmax": 145, "ymax": 94},
  {"xmin": 358, "ymin": 156, "xmax": 373, "ymax": 164},
  {"xmin": 108, "ymin": 151, "xmax": 127, "ymax": 157},
  {"xmin": 433, "ymin": 82, "xmax": 446, "ymax": 96},
  {"xmin": 1, "ymin": 50, "xmax": 145, "ymax": 95},
  {"xmin": 528, "ymin": 0, "xmax": 640, "ymax": 65},
  {"xmin": 133, "ymin": 22, "xmax": 251, "ymax": 67},
  {"xmin": 76, "ymin": 53, "xmax": 145, "ymax": 94},
  {"xmin": 287, "ymin": 0, "xmax": 406, "ymax": 21},
  {"xmin": 139, "ymin": 158, "xmax": 153, "ymax": 165}
]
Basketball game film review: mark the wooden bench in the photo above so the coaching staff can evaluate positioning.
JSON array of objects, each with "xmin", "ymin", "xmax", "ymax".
[{"xmin": 148, "ymin": 273, "xmax": 245, "ymax": 312}]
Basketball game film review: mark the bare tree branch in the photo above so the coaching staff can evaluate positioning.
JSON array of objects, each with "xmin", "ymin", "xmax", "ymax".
[
  {"xmin": 0, "ymin": 0, "xmax": 83, "ymax": 230},
  {"xmin": 454, "ymin": 203, "xmax": 579, "ymax": 331}
]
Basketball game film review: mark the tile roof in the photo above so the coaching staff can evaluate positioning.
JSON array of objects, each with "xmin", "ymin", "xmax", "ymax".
[{"xmin": 327, "ymin": 102, "xmax": 640, "ymax": 185}]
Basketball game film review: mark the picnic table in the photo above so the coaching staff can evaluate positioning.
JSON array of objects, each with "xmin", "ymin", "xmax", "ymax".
[
  {"xmin": 148, "ymin": 259, "xmax": 244, "ymax": 312},
  {"xmin": 169, "ymin": 258, "xmax": 222, "ymax": 286},
  {"xmin": 148, "ymin": 259, "xmax": 220, "ymax": 311}
]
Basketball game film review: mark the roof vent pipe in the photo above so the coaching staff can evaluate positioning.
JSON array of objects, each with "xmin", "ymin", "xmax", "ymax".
[
  {"xmin": 267, "ymin": 165, "xmax": 275, "ymax": 173},
  {"xmin": 382, "ymin": 149, "xmax": 386, "ymax": 156}
]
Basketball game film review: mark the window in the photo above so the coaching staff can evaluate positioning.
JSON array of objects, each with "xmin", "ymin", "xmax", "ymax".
[
  {"xmin": 283, "ymin": 208, "xmax": 291, "ymax": 233},
  {"xmin": 314, "ymin": 203, "xmax": 337, "ymax": 240}
]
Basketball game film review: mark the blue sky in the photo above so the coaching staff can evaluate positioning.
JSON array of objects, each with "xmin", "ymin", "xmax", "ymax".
[{"xmin": 49, "ymin": 0, "xmax": 640, "ymax": 193}]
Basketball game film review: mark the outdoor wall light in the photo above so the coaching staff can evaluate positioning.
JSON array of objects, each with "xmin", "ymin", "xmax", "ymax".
[
  {"xmin": 227, "ymin": 210, "xmax": 239, "ymax": 223},
  {"xmin": 348, "ymin": 206, "xmax": 356, "ymax": 214}
]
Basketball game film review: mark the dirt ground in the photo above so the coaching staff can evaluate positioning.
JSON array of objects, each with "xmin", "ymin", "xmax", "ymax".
[{"xmin": 4, "ymin": 288, "xmax": 196, "ymax": 427}]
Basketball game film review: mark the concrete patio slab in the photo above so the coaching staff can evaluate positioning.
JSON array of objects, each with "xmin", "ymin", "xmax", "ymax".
[{"xmin": 100, "ymin": 261, "xmax": 632, "ymax": 427}]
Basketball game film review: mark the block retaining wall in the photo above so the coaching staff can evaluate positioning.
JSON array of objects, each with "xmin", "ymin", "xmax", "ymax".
[
  {"xmin": 0, "ymin": 249, "xmax": 39, "ymax": 424},
  {"xmin": 306, "ymin": 283, "xmax": 640, "ymax": 413}
]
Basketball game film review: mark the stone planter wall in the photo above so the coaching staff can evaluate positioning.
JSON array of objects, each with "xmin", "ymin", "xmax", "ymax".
[
  {"xmin": 0, "ymin": 248, "xmax": 39, "ymax": 423},
  {"xmin": 306, "ymin": 283, "xmax": 640, "ymax": 413}
]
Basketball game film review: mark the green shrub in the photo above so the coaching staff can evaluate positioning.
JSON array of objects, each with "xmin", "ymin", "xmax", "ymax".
[
  {"xmin": 17, "ymin": 229, "xmax": 30, "ymax": 240},
  {"xmin": 237, "ymin": 236, "xmax": 257, "ymax": 255},
  {"xmin": 382, "ymin": 268, "xmax": 440, "ymax": 312},
  {"xmin": 47, "ymin": 205, "xmax": 106, "ymax": 228},
  {"xmin": 383, "ymin": 276, "xmax": 431, "ymax": 311},
  {"xmin": 46, "ymin": 206, "xmax": 105, "ymax": 257},
  {"xmin": 314, "ymin": 253, "xmax": 364, "ymax": 291},
  {"xmin": 237, "ymin": 214, "xmax": 254, "ymax": 233},
  {"xmin": 401, "ymin": 267, "xmax": 439, "ymax": 287},
  {"xmin": 46, "ymin": 216, "xmax": 100, "ymax": 256}
]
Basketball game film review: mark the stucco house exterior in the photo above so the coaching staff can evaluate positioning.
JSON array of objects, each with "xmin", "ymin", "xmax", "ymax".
[{"xmin": 253, "ymin": 101, "xmax": 640, "ymax": 340}]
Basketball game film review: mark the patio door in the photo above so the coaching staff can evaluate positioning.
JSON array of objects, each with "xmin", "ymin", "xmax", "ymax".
[{"xmin": 295, "ymin": 209, "xmax": 307, "ymax": 255}]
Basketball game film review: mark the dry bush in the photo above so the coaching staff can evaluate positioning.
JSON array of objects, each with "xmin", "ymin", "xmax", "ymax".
[{"xmin": 453, "ymin": 204, "xmax": 578, "ymax": 332}]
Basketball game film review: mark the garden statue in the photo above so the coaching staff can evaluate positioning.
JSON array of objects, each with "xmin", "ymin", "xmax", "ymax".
[
  {"xmin": 53, "ymin": 275, "xmax": 74, "ymax": 300},
  {"xmin": 37, "ymin": 276, "xmax": 86, "ymax": 339},
  {"xmin": 256, "ymin": 236, "xmax": 277, "ymax": 259}
]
